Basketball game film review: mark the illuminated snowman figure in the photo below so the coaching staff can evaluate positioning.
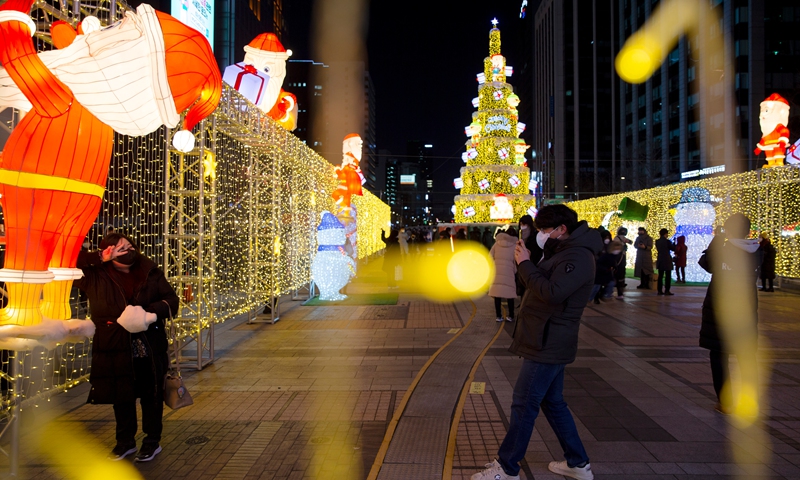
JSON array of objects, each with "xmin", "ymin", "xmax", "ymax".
[
  {"xmin": 311, "ymin": 212, "xmax": 356, "ymax": 301},
  {"xmin": 672, "ymin": 187, "xmax": 717, "ymax": 283}
]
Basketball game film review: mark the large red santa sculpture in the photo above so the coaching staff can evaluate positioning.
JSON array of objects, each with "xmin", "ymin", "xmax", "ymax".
[
  {"xmin": 332, "ymin": 133, "xmax": 366, "ymax": 210},
  {"xmin": 0, "ymin": 0, "xmax": 222, "ymax": 329},
  {"xmin": 754, "ymin": 93, "xmax": 791, "ymax": 168}
]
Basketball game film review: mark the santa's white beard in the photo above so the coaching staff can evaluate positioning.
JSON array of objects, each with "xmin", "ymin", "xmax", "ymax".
[{"xmin": 760, "ymin": 118, "xmax": 779, "ymax": 135}]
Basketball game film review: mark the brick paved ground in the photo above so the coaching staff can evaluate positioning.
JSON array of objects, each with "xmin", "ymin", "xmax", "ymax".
[{"xmin": 5, "ymin": 257, "xmax": 800, "ymax": 479}]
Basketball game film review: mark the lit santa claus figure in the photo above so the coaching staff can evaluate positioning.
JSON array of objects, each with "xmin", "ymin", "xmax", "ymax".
[
  {"xmin": 332, "ymin": 133, "xmax": 366, "ymax": 211},
  {"xmin": 490, "ymin": 193, "xmax": 514, "ymax": 220},
  {"xmin": 755, "ymin": 93, "xmax": 791, "ymax": 168},
  {"xmin": 223, "ymin": 33, "xmax": 298, "ymax": 130}
]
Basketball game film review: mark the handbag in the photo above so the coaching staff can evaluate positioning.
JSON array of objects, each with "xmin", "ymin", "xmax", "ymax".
[{"xmin": 162, "ymin": 300, "xmax": 193, "ymax": 410}]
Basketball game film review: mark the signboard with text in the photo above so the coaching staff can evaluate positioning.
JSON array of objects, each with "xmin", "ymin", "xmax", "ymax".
[{"xmin": 172, "ymin": 0, "xmax": 214, "ymax": 50}]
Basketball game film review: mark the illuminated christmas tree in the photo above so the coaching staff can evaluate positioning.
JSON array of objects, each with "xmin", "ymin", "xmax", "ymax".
[{"xmin": 454, "ymin": 19, "xmax": 537, "ymax": 223}]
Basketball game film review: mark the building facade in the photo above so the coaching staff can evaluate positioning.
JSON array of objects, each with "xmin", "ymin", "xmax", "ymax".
[
  {"xmin": 285, "ymin": 59, "xmax": 328, "ymax": 148},
  {"xmin": 529, "ymin": 0, "xmax": 800, "ymax": 199},
  {"xmin": 616, "ymin": 0, "xmax": 800, "ymax": 189},
  {"xmin": 532, "ymin": 0, "xmax": 616, "ymax": 201}
]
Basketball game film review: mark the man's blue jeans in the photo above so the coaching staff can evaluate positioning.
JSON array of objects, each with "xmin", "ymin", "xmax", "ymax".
[{"xmin": 497, "ymin": 360, "xmax": 589, "ymax": 476}]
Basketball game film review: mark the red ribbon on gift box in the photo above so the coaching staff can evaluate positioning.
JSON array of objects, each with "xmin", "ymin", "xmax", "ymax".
[{"xmin": 234, "ymin": 64, "xmax": 265, "ymax": 105}]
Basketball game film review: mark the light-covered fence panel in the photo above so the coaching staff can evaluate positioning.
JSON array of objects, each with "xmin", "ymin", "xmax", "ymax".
[{"xmin": 567, "ymin": 166, "xmax": 800, "ymax": 279}]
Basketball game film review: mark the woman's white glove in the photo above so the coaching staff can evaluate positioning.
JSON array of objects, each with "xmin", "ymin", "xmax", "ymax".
[{"xmin": 116, "ymin": 305, "xmax": 157, "ymax": 333}]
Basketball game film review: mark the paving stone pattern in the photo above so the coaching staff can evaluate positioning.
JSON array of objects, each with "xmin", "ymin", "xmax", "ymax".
[{"xmin": 6, "ymin": 260, "xmax": 800, "ymax": 479}]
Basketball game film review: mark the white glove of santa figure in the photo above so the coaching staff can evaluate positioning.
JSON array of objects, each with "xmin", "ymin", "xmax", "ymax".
[{"xmin": 116, "ymin": 305, "xmax": 157, "ymax": 333}]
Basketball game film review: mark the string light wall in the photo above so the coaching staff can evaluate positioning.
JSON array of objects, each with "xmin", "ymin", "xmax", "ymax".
[{"xmin": 567, "ymin": 166, "xmax": 800, "ymax": 279}]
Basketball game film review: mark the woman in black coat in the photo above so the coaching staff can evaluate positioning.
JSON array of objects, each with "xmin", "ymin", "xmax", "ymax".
[
  {"xmin": 76, "ymin": 232, "xmax": 179, "ymax": 462},
  {"xmin": 758, "ymin": 234, "xmax": 777, "ymax": 292}
]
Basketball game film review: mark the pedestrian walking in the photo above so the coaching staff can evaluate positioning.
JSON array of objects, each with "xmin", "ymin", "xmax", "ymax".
[
  {"xmin": 673, "ymin": 235, "xmax": 687, "ymax": 283},
  {"xmin": 758, "ymin": 233, "xmax": 776, "ymax": 292},
  {"xmin": 77, "ymin": 232, "xmax": 179, "ymax": 462},
  {"xmin": 698, "ymin": 214, "xmax": 760, "ymax": 415},
  {"xmin": 473, "ymin": 204, "xmax": 600, "ymax": 480},
  {"xmin": 634, "ymin": 227, "xmax": 654, "ymax": 289},
  {"xmin": 655, "ymin": 228, "xmax": 676, "ymax": 295},
  {"xmin": 489, "ymin": 227, "xmax": 518, "ymax": 322},
  {"xmin": 381, "ymin": 229, "xmax": 401, "ymax": 289}
]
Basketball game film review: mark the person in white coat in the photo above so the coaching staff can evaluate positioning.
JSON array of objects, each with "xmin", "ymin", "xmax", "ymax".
[{"xmin": 489, "ymin": 228, "xmax": 518, "ymax": 322}]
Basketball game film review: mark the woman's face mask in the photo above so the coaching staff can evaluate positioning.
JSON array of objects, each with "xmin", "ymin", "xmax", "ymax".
[{"xmin": 604, "ymin": 239, "xmax": 610, "ymax": 244}]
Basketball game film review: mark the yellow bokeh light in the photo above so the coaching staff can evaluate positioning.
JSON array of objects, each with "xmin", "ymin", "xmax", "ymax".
[
  {"xmin": 615, "ymin": 40, "xmax": 660, "ymax": 84},
  {"xmin": 448, "ymin": 249, "xmax": 493, "ymax": 294},
  {"xmin": 404, "ymin": 242, "xmax": 494, "ymax": 302}
]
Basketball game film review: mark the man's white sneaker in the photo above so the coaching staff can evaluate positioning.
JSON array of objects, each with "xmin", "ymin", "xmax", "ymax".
[
  {"xmin": 471, "ymin": 459, "xmax": 520, "ymax": 480},
  {"xmin": 495, "ymin": 317, "xmax": 504, "ymax": 322},
  {"xmin": 505, "ymin": 316, "xmax": 514, "ymax": 322},
  {"xmin": 548, "ymin": 460, "xmax": 593, "ymax": 480}
]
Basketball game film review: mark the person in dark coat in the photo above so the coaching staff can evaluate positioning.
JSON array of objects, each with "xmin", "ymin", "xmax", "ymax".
[
  {"xmin": 480, "ymin": 228, "xmax": 493, "ymax": 250},
  {"xmin": 381, "ymin": 229, "xmax": 401, "ymax": 288},
  {"xmin": 473, "ymin": 205, "xmax": 600, "ymax": 480},
  {"xmin": 698, "ymin": 214, "xmax": 760, "ymax": 415},
  {"xmin": 673, "ymin": 235, "xmax": 687, "ymax": 283},
  {"xmin": 76, "ymin": 232, "xmax": 179, "ymax": 462},
  {"xmin": 634, "ymin": 227, "xmax": 654, "ymax": 289},
  {"xmin": 655, "ymin": 228, "xmax": 676, "ymax": 295},
  {"xmin": 758, "ymin": 234, "xmax": 776, "ymax": 292},
  {"xmin": 590, "ymin": 239, "xmax": 623, "ymax": 303}
]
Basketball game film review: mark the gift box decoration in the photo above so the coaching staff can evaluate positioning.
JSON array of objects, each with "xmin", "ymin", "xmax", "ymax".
[
  {"xmin": 223, "ymin": 62, "xmax": 271, "ymax": 108},
  {"xmin": 463, "ymin": 206, "xmax": 476, "ymax": 217},
  {"xmin": 509, "ymin": 175, "xmax": 521, "ymax": 187},
  {"xmin": 478, "ymin": 178, "xmax": 490, "ymax": 190},
  {"xmin": 498, "ymin": 148, "xmax": 510, "ymax": 160},
  {"xmin": 453, "ymin": 177, "xmax": 464, "ymax": 189}
]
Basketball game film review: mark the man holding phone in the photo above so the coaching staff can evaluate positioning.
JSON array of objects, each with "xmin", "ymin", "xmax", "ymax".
[{"xmin": 473, "ymin": 205, "xmax": 601, "ymax": 480}]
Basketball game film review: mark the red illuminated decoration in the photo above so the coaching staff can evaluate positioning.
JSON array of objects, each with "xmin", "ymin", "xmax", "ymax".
[
  {"xmin": 332, "ymin": 133, "xmax": 366, "ymax": 210},
  {"xmin": 223, "ymin": 33, "xmax": 298, "ymax": 131},
  {"xmin": 755, "ymin": 93, "xmax": 791, "ymax": 168},
  {"xmin": 0, "ymin": 0, "xmax": 222, "ymax": 327}
]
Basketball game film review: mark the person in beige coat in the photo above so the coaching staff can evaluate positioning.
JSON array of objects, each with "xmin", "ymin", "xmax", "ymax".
[{"xmin": 489, "ymin": 228, "xmax": 518, "ymax": 322}]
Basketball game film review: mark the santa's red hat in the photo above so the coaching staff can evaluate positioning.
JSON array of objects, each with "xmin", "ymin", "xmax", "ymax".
[
  {"xmin": 244, "ymin": 33, "xmax": 292, "ymax": 61},
  {"xmin": 156, "ymin": 11, "xmax": 222, "ymax": 152},
  {"xmin": 763, "ymin": 93, "xmax": 789, "ymax": 105},
  {"xmin": 344, "ymin": 133, "xmax": 361, "ymax": 141}
]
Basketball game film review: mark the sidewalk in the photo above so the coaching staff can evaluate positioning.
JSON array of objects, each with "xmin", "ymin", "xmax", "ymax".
[{"xmin": 7, "ymin": 259, "xmax": 800, "ymax": 479}]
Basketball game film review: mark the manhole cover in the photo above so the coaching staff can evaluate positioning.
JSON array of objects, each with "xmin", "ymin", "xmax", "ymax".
[
  {"xmin": 310, "ymin": 436, "xmax": 331, "ymax": 445},
  {"xmin": 186, "ymin": 435, "xmax": 210, "ymax": 445}
]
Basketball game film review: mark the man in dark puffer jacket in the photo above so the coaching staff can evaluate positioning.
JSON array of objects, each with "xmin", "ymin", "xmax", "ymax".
[
  {"xmin": 472, "ymin": 205, "xmax": 601, "ymax": 480},
  {"xmin": 76, "ymin": 232, "xmax": 179, "ymax": 463}
]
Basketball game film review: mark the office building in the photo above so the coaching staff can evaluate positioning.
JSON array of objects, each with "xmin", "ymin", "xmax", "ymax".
[
  {"xmin": 384, "ymin": 154, "xmax": 401, "ymax": 224},
  {"xmin": 285, "ymin": 59, "xmax": 328, "ymax": 148},
  {"xmin": 532, "ymin": 0, "xmax": 615, "ymax": 201},
  {"xmin": 616, "ymin": 0, "xmax": 800, "ymax": 190}
]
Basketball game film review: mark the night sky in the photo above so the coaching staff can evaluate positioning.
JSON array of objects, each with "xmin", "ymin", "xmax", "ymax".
[{"xmin": 287, "ymin": 0, "xmax": 527, "ymax": 194}]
